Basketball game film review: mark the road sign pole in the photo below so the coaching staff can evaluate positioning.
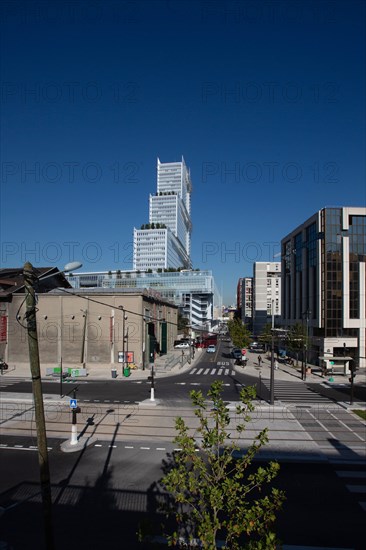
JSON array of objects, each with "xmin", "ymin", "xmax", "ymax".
[
  {"xmin": 70, "ymin": 389, "xmax": 78, "ymax": 445},
  {"xmin": 150, "ymin": 362, "xmax": 155, "ymax": 401}
]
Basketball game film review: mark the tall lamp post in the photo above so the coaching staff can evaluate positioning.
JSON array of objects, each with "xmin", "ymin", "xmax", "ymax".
[
  {"xmin": 119, "ymin": 307, "xmax": 127, "ymax": 375},
  {"xmin": 270, "ymin": 300, "xmax": 275, "ymax": 405},
  {"xmin": 23, "ymin": 261, "xmax": 81, "ymax": 550},
  {"xmin": 80, "ymin": 308, "xmax": 88, "ymax": 369},
  {"xmin": 302, "ymin": 309, "xmax": 311, "ymax": 381}
]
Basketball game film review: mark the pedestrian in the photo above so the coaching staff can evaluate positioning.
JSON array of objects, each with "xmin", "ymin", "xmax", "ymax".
[
  {"xmin": 258, "ymin": 355, "xmax": 262, "ymax": 367},
  {"xmin": 274, "ymin": 359, "xmax": 279, "ymax": 370}
]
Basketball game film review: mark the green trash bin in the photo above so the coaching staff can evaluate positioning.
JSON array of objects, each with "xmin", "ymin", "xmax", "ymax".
[{"xmin": 123, "ymin": 366, "xmax": 130, "ymax": 377}]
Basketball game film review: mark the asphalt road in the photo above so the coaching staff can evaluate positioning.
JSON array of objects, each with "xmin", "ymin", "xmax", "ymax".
[
  {"xmin": 1, "ymin": 340, "xmax": 365, "ymax": 549},
  {"xmin": 0, "ymin": 440, "xmax": 365, "ymax": 550},
  {"xmin": 2, "ymin": 339, "xmax": 365, "ymax": 405}
]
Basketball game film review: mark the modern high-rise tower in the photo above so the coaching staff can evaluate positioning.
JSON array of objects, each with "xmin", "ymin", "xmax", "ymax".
[
  {"xmin": 133, "ymin": 157, "xmax": 193, "ymax": 271},
  {"xmin": 281, "ymin": 206, "xmax": 366, "ymax": 369}
]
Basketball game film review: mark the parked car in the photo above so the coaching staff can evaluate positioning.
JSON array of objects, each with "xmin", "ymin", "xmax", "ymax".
[
  {"xmin": 206, "ymin": 344, "xmax": 216, "ymax": 353},
  {"xmin": 249, "ymin": 342, "xmax": 265, "ymax": 352},
  {"xmin": 231, "ymin": 348, "xmax": 242, "ymax": 359},
  {"xmin": 174, "ymin": 342, "xmax": 190, "ymax": 349}
]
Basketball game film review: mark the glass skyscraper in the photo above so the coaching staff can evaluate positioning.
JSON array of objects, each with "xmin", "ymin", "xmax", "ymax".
[{"xmin": 133, "ymin": 158, "xmax": 192, "ymax": 271}]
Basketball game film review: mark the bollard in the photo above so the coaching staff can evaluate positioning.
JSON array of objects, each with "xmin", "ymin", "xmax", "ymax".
[{"xmin": 70, "ymin": 389, "xmax": 80, "ymax": 445}]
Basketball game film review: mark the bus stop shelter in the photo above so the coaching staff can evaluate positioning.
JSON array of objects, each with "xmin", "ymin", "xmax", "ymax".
[{"xmin": 319, "ymin": 356, "xmax": 354, "ymax": 375}]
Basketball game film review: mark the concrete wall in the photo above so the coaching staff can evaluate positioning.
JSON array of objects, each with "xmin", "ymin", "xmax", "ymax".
[{"xmin": 5, "ymin": 292, "xmax": 178, "ymax": 369}]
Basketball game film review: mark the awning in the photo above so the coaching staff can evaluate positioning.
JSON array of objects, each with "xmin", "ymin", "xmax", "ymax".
[{"xmin": 318, "ymin": 356, "xmax": 354, "ymax": 361}]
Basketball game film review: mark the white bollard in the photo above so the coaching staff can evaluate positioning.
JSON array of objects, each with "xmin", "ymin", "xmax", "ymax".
[{"xmin": 70, "ymin": 423, "xmax": 78, "ymax": 445}]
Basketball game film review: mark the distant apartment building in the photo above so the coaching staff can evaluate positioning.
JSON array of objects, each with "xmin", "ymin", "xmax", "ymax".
[
  {"xmin": 237, "ymin": 277, "xmax": 253, "ymax": 328},
  {"xmin": 133, "ymin": 157, "xmax": 192, "ymax": 271},
  {"xmin": 281, "ymin": 206, "xmax": 366, "ymax": 369},
  {"xmin": 252, "ymin": 262, "xmax": 281, "ymax": 336}
]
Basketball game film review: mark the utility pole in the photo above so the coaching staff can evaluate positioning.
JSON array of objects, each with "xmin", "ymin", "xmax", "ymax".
[
  {"xmin": 23, "ymin": 262, "xmax": 54, "ymax": 550},
  {"xmin": 80, "ymin": 308, "xmax": 88, "ymax": 368}
]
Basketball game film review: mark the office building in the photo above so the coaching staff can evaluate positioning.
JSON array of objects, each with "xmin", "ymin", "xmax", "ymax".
[
  {"xmin": 67, "ymin": 269, "xmax": 220, "ymax": 331},
  {"xmin": 67, "ymin": 158, "xmax": 221, "ymax": 331},
  {"xmin": 133, "ymin": 158, "xmax": 192, "ymax": 271},
  {"xmin": 281, "ymin": 206, "xmax": 366, "ymax": 369}
]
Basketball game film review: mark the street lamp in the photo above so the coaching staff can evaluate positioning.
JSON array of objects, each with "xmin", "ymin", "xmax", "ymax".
[
  {"xmin": 270, "ymin": 300, "xmax": 275, "ymax": 405},
  {"xmin": 119, "ymin": 307, "xmax": 128, "ymax": 376},
  {"xmin": 23, "ymin": 260, "xmax": 82, "ymax": 550},
  {"xmin": 80, "ymin": 308, "xmax": 88, "ymax": 368},
  {"xmin": 302, "ymin": 310, "xmax": 311, "ymax": 381}
]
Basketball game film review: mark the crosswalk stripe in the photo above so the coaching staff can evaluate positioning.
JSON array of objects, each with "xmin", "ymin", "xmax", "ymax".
[
  {"xmin": 260, "ymin": 380, "xmax": 330, "ymax": 403},
  {"xmin": 187, "ymin": 367, "xmax": 235, "ymax": 377}
]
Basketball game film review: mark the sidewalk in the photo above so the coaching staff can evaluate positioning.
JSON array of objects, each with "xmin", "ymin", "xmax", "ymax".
[
  {"xmin": 0, "ymin": 347, "xmax": 203, "ymax": 382},
  {"xmin": 243, "ymin": 352, "xmax": 366, "ymax": 386}
]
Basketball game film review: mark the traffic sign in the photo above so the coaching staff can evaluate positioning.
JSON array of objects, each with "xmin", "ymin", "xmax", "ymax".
[
  {"xmin": 70, "ymin": 398, "xmax": 78, "ymax": 409},
  {"xmin": 241, "ymin": 349, "xmax": 247, "ymax": 355}
]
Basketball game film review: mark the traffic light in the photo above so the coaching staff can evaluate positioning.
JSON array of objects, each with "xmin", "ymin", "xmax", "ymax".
[
  {"xmin": 148, "ymin": 322, "xmax": 156, "ymax": 362},
  {"xmin": 349, "ymin": 363, "xmax": 356, "ymax": 382}
]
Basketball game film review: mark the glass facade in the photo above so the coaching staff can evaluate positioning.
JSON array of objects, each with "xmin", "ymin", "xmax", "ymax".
[
  {"xmin": 348, "ymin": 214, "xmax": 366, "ymax": 319},
  {"xmin": 321, "ymin": 208, "xmax": 343, "ymax": 337},
  {"xmin": 67, "ymin": 269, "xmax": 220, "ymax": 329},
  {"xmin": 306, "ymin": 222, "xmax": 317, "ymax": 319},
  {"xmin": 281, "ymin": 207, "xmax": 365, "ymax": 367}
]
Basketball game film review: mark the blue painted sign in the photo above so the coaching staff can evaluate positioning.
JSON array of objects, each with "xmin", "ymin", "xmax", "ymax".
[{"xmin": 70, "ymin": 398, "xmax": 78, "ymax": 409}]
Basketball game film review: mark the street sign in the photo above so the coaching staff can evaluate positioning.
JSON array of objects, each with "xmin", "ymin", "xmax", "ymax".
[
  {"xmin": 70, "ymin": 398, "xmax": 78, "ymax": 409},
  {"xmin": 241, "ymin": 349, "xmax": 247, "ymax": 355}
]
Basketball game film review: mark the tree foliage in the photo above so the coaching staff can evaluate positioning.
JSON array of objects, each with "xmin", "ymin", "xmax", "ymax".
[
  {"xmin": 178, "ymin": 313, "xmax": 189, "ymax": 333},
  {"xmin": 286, "ymin": 323, "xmax": 308, "ymax": 366},
  {"xmin": 160, "ymin": 381, "xmax": 285, "ymax": 549},
  {"xmin": 258, "ymin": 323, "xmax": 272, "ymax": 351},
  {"xmin": 227, "ymin": 319, "xmax": 251, "ymax": 349}
]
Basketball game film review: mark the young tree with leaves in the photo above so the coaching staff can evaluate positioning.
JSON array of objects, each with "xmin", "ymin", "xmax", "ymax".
[
  {"xmin": 160, "ymin": 381, "xmax": 285, "ymax": 549},
  {"xmin": 227, "ymin": 319, "xmax": 251, "ymax": 349},
  {"xmin": 258, "ymin": 323, "xmax": 273, "ymax": 356},
  {"xmin": 286, "ymin": 323, "xmax": 308, "ymax": 367}
]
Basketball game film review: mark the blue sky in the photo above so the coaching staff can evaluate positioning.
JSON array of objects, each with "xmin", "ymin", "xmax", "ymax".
[{"xmin": 1, "ymin": 0, "xmax": 365, "ymax": 304}]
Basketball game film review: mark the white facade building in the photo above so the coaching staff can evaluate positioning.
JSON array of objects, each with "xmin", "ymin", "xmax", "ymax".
[
  {"xmin": 252, "ymin": 262, "xmax": 281, "ymax": 336},
  {"xmin": 133, "ymin": 158, "xmax": 192, "ymax": 271},
  {"xmin": 66, "ymin": 158, "xmax": 222, "ymax": 331},
  {"xmin": 237, "ymin": 277, "xmax": 253, "ymax": 327},
  {"xmin": 133, "ymin": 227, "xmax": 190, "ymax": 271}
]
